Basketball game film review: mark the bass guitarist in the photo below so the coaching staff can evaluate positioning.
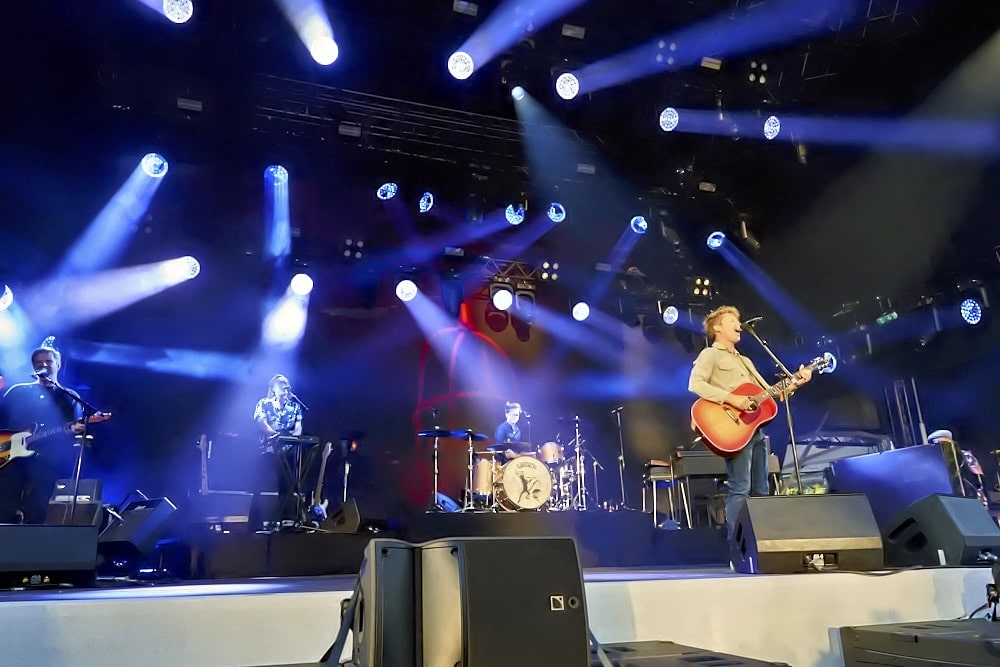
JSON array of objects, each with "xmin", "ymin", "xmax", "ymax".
[
  {"xmin": 0, "ymin": 346, "xmax": 84, "ymax": 524},
  {"xmin": 688, "ymin": 306, "xmax": 812, "ymax": 543}
]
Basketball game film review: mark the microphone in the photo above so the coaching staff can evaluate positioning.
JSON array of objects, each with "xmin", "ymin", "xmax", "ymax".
[
  {"xmin": 741, "ymin": 316, "xmax": 764, "ymax": 328},
  {"xmin": 521, "ymin": 412, "xmax": 531, "ymax": 419},
  {"xmin": 32, "ymin": 368, "xmax": 49, "ymax": 379},
  {"xmin": 288, "ymin": 390, "xmax": 310, "ymax": 410},
  {"xmin": 610, "ymin": 406, "xmax": 624, "ymax": 414}
]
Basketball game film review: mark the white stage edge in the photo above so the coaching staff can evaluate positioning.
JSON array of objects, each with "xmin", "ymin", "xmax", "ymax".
[{"xmin": 2, "ymin": 567, "xmax": 993, "ymax": 667}]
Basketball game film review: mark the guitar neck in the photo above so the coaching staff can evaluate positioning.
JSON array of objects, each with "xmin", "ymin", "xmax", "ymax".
[{"xmin": 754, "ymin": 359, "xmax": 823, "ymax": 402}]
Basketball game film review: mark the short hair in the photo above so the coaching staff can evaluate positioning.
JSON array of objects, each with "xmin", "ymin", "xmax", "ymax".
[
  {"xmin": 504, "ymin": 401, "xmax": 521, "ymax": 414},
  {"xmin": 703, "ymin": 305, "xmax": 740, "ymax": 342},
  {"xmin": 31, "ymin": 346, "xmax": 61, "ymax": 365},
  {"xmin": 267, "ymin": 374, "xmax": 289, "ymax": 396}
]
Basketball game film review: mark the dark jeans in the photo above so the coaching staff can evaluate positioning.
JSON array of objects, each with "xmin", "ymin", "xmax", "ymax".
[{"xmin": 723, "ymin": 430, "xmax": 769, "ymax": 542}]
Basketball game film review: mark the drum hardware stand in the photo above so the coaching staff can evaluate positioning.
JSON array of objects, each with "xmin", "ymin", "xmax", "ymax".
[
  {"xmin": 463, "ymin": 430, "xmax": 477, "ymax": 512},
  {"xmin": 741, "ymin": 320, "xmax": 803, "ymax": 494},
  {"xmin": 611, "ymin": 406, "xmax": 631, "ymax": 510},
  {"xmin": 428, "ymin": 409, "xmax": 442, "ymax": 511},
  {"xmin": 571, "ymin": 417, "xmax": 587, "ymax": 510}
]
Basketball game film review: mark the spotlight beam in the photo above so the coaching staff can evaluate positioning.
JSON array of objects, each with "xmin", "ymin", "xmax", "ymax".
[{"xmin": 275, "ymin": 0, "xmax": 339, "ymax": 65}]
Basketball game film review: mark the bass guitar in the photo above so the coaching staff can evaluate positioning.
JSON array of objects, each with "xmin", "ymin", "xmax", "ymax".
[
  {"xmin": 691, "ymin": 353, "xmax": 835, "ymax": 458},
  {"xmin": 0, "ymin": 413, "xmax": 112, "ymax": 470}
]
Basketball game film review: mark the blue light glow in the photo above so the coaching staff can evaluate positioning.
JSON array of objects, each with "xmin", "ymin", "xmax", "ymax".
[
  {"xmin": 555, "ymin": 73, "xmax": 580, "ymax": 100},
  {"xmin": 448, "ymin": 51, "xmax": 475, "ymax": 80},
  {"xmin": 160, "ymin": 256, "xmax": 201, "ymax": 282},
  {"xmin": 290, "ymin": 273, "xmax": 314, "ymax": 296},
  {"xmin": 630, "ymin": 215, "xmax": 648, "ymax": 235},
  {"xmin": 763, "ymin": 115, "xmax": 781, "ymax": 141},
  {"xmin": 960, "ymin": 298, "xmax": 983, "ymax": 325},
  {"xmin": 706, "ymin": 231, "xmax": 726, "ymax": 249},
  {"xmin": 162, "ymin": 0, "xmax": 194, "ymax": 24},
  {"xmin": 0, "ymin": 285, "xmax": 12, "ymax": 312},
  {"xmin": 395, "ymin": 279, "xmax": 418, "ymax": 302},
  {"xmin": 547, "ymin": 202, "xmax": 566, "ymax": 223},
  {"xmin": 309, "ymin": 35, "xmax": 339, "ymax": 65},
  {"xmin": 492, "ymin": 288, "xmax": 513, "ymax": 311},
  {"xmin": 572, "ymin": 301, "xmax": 591, "ymax": 322},
  {"xmin": 659, "ymin": 107, "xmax": 679, "ymax": 132},
  {"xmin": 377, "ymin": 182, "xmax": 399, "ymax": 200},
  {"xmin": 662, "ymin": 305, "xmax": 679, "ymax": 325},
  {"xmin": 419, "ymin": 192, "xmax": 435, "ymax": 214},
  {"xmin": 511, "ymin": 86, "xmax": 526, "ymax": 101},
  {"xmin": 141, "ymin": 153, "xmax": 169, "ymax": 178},
  {"xmin": 265, "ymin": 165, "xmax": 289, "ymax": 184},
  {"xmin": 505, "ymin": 204, "xmax": 526, "ymax": 226}
]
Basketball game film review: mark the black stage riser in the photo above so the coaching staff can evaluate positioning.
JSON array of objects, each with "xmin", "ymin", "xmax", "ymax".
[
  {"xmin": 841, "ymin": 619, "xmax": 1000, "ymax": 666},
  {"xmin": 0, "ymin": 524, "xmax": 98, "ymax": 588}
]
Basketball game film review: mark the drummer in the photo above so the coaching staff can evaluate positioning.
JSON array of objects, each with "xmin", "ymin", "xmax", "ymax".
[{"xmin": 493, "ymin": 401, "xmax": 530, "ymax": 459}]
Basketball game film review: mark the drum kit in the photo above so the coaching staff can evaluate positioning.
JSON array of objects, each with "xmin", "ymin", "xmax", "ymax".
[{"xmin": 418, "ymin": 416, "xmax": 601, "ymax": 513}]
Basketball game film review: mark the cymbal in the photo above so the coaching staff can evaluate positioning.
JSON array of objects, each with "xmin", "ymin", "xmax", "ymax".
[
  {"xmin": 486, "ymin": 441, "xmax": 533, "ymax": 452},
  {"xmin": 417, "ymin": 428, "xmax": 487, "ymax": 442},
  {"xmin": 557, "ymin": 416, "xmax": 593, "ymax": 425}
]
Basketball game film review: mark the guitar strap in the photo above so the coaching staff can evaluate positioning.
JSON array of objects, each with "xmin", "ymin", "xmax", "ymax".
[{"xmin": 733, "ymin": 351, "xmax": 769, "ymax": 391}]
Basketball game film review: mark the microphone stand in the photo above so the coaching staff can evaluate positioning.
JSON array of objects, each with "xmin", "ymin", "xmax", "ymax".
[
  {"xmin": 611, "ymin": 407, "xmax": 630, "ymax": 509},
  {"xmin": 739, "ymin": 322, "xmax": 804, "ymax": 495},
  {"xmin": 47, "ymin": 380, "xmax": 101, "ymax": 525}
]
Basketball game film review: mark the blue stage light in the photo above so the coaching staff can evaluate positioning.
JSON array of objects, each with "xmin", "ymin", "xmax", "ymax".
[
  {"xmin": 161, "ymin": 256, "xmax": 201, "ymax": 283},
  {"xmin": 492, "ymin": 287, "xmax": 514, "ymax": 311},
  {"xmin": 141, "ymin": 153, "xmax": 169, "ymax": 178},
  {"xmin": 555, "ymin": 72, "xmax": 580, "ymax": 100},
  {"xmin": 376, "ymin": 182, "xmax": 399, "ymax": 200},
  {"xmin": 0, "ymin": 284, "xmax": 12, "ymax": 312},
  {"xmin": 448, "ymin": 51, "xmax": 475, "ymax": 80},
  {"xmin": 511, "ymin": 86, "xmax": 526, "ymax": 101},
  {"xmin": 659, "ymin": 107, "xmax": 680, "ymax": 132},
  {"xmin": 309, "ymin": 35, "xmax": 339, "ymax": 65},
  {"xmin": 630, "ymin": 215, "xmax": 648, "ymax": 235},
  {"xmin": 662, "ymin": 305, "xmax": 679, "ymax": 325},
  {"xmin": 763, "ymin": 115, "xmax": 781, "ymax": 140},
  {"xmin": 572, "ymin": 302, "xmax": 590, "ymax": 322},
  {"xmin": 419, "ymin": 192, "xmax": 435, "ymax": 214},
  {"xmin": 960, "ymin": 298, "xmax": 983, "ymax": 325},
  {"xmin": 163, "ymin": 0, "xmax": 194, "ymax": 24},
  {"xmin": 505, "ymin": 204, "xmax": 526, "ymax": 226},
  {"xmin": 395, "ymin": 279, "xmax": 418, "ymax": 302},
  {"xmin": 290, "ymin": 273, "xmax": 314, "ymax": 296},
  {"xmin": 706, "ymin": 231, "xmax": 726, "ymax": 249},
  {"xmin": 265, "ymin": 165, "xmax": 289, "ymax": 184},
  {"xmin": 547, "ymin": 203, "xmax": 566, "ymax": 223}
]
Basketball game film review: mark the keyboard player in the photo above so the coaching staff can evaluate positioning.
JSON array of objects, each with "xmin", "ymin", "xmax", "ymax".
[{"xmin": 253, "ymin": 374, "xmax": 309, "ymax": 527}]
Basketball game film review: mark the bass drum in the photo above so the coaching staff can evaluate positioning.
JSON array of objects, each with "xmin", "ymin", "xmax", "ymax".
[{"xmin": 495, "ymin": 456, "xmax": 553, "ymax": 511}]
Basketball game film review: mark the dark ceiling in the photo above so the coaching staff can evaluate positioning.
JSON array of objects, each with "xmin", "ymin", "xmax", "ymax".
[{"xmin": 2, "ymin": 0, "xmax": 999, "ymax": 326}]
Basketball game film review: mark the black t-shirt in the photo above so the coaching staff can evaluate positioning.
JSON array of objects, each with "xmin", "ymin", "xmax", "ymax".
[
  {"xmin": 0, "ymin": 382, "xmax": 84, "ymax": 450},
  {"xmin": 493, "ymin": 420, "xmax": 521, "ymax": 444}
]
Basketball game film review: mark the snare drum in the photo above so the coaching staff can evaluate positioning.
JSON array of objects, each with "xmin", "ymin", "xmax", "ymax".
[
  {"xmin": 537, "ymin": 441, "xmax": 564, "ymax": 465},
  {"xmin": 495, "ymin": 457, "xmax": 553, "ymax": 511},
  {"xmin": 472, "ymin": 456, "xmax": 499, "ymax": 497}
]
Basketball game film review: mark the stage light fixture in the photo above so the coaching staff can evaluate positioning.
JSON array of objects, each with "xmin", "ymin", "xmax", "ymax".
[
  {"xmin": 163, "ymin": 0, "xmax": 194, "ymax": 24},
  {"xmin": 630, "ymin": 216, "xmax": 648, "ymax": 235},
  {"xmin": 265, "ymin": 164, "xmax": 289, "ymax": 184},
  {"xmin": 0, "ymin": 284, "xmax": 12, "ymax": 312},
  {"xmin": 290, "ymin": 273, "xmax": 314, "ymax": 296},
  {"xmin": 395, "ymin": 279, "xmax": 418, "ymax": 302},
  {"xmin": 511, "ymin": 86, "xmax": 526, "ymax": 101},
  {"xmin": 572, "ymin": 301, "xmax": 590, "ymax": 322},
  {"xmin": 448, "ymin": 51, "xmax": 475, "ymax": 80},
  {"xmin": 540, "ymin": 261, "xmax": 559, "ymax": 281},
  {"xmin": 662, "ymin": 305, "xmax": 679, "ymax": 325},
  {"xmin": 659, "ymin": 107, "xmax": 679, "ymax": 132},
  {"xmin": 161, "ymin": 256, "xmax": 201, "ymax": 282},
  {"xmin": 141, "ymin": 153, "xmax": 169, "ymax": 178},
  {"xmin": 555, "ymin": 72, "xmax": 580, "ymax": 100},
  {"xmin": 491, "ymin": 285, "xmax": 514, "ymax": 311},
  {"xmin": 763, "ymin": 115, "xmax": 781, "ymax": 140},
  {"xmin": 514, "ymin": 290, "xmax": 536, "ymax": 324},
  {"xmin": 505, "ymin": 204, "xmax": 526, "ymax": 226},
  {"xmin": 547, "ymin": 202, "xmax": 566, "ymax": 223},
  {"xmin": 419, "ymin": 192, "xmax": 435, "ymax": 214},
  {"xmin": 376, "ymin": 182, "xmax": 399, "ymax": 200},
  {"xmin": 309, "ymin": 35, "xmax": 339, "ymax": 65},
  {"xmin": 343, "ymin": 238, "xmax": 365, "ymax": 260},
  {"xmin": 960, "ymin": 298, "xmax": 983, "ymax": 325},
  {"xmin": 706, "ymin": 231, "xmax": 726, "ymax": 249}
]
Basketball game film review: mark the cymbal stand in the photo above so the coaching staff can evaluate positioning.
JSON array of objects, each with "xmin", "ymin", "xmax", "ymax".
[
  {"xmin": 463, "ymin": 431, "xmax": 476, "ymax": 512},
  {"xmin": 428, "ymin": 409, "xmax": 442, "ymax": 511},
  {"xmin": 611, "ymin": 406, "xmax": 629, "ymax": 509},
  {"xmin": 573, "ymin": 417, "xmax": 587, "ymax": 510}
]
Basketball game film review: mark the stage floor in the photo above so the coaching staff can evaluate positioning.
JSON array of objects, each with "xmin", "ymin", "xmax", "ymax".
[{"xmin": 2, "ymin": 564, "xmax": 993, "ymax": 667}]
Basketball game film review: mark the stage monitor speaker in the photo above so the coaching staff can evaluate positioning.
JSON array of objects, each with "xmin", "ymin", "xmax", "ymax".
[
  {"xmin": 99, "ymin": 497, "xmax": 178, "ymax": 559},
  {"xmin": 328, "ymin": 498, "xmax": 385, "ymax": 534},
  {"xmin": 732, "ymin": 494, "xmax": 884, "ymax": 574},
  {"xmin": 0, "ymin": 524, "xmax": 98, "ymax": 588},
  {"xmin": 882, "ymin": 494, "xmax": 1000, "ymax": 567},
  {"xmin": 348, "ymin": 538, "xmax": 416, "ymax": 667},
  {"xmin": 841, "ymin": 619, "xmax": 1000, "ymax": 666},
  {"xmin": 50, "ymin": 478, "xmax": 102, "ymax": 503},
  {"xmin": 45, "ymin": 501, "xmax": 104, "ymax": 527},
  {"xmin": 421, "ymin": 536, "xmax": 590, "ymax": 667}
]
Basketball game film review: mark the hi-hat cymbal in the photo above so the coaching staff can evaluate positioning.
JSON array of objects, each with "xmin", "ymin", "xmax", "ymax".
[
  {"xmin": 417, "ymin": 428, "xmax": 487, "ymax": 442},
  {"xmin": 486, "ymin": 441, "xmax": 533, "ymax": 452}
]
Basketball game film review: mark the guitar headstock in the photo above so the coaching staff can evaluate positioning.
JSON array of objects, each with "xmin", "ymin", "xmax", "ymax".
[
  {"xmin": 810, "ymin": 352, "xmax": 837, "ymax": 375},
  {"xmin": 86, "ymin": 412, "xmax": 112, "ymax": 425},
  {"xmin": 197, "ymin": 434, "xmax": 208, "ymax": 451}
]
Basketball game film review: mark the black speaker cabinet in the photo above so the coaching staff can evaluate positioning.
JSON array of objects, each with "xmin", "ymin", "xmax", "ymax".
[
  {"xmin": 421, "ymin": 536, "xmax": 590, "ymax": 667},
  {"xmin": 99, "ymin": 497, "xmax": 178, "ymax": 559},
  {"xmin": 328, "ymin": 498, "xmax": 385, "ymax": 534},
  {"xmin": 349, "ymin": 538, "xmax": 416, "ymax": 667},
  {"xmin": 732, "ymin": 494, "xmax": 884, "ymax": 574},
  {"xmin": 597, "ymin": 641, "xmax": 791, "ymax": 666},
  {"xmin": 882, "ymin": 494, "xmax": 1000, "ymax": 566},
  {"xmin": 0, "ymin": 524, "xmax": 98, "ymax": 588},
  {"xmin": 841, "ymin": 619, "xmax": 1000, "ymax": 666},
  {"xmin": 45, "ymin": 501, "xmax": 104, "ymax": 527}
]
